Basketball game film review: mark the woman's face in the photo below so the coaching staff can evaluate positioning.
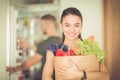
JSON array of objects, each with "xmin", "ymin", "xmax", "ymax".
[{"xmin": 61, "ymin": 14, "xmax": 82, "ymax": 41}]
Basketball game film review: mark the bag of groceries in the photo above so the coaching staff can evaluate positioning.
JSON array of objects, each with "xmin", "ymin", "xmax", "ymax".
[
  {"xmin": 54, "ymin": 36, "xmax": 106, "ymax": 80},
  {"xmin": 54, "ymin": 55, "xmax": 100, "ymax": 80}
]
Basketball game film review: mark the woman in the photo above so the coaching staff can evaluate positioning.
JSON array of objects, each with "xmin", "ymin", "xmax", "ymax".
[{"xmin": 42, "ymin": 7, "xmax": 110, "ymax": 80}]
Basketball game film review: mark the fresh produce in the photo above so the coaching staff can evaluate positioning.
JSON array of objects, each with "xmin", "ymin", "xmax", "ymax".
[
  {"xmin": 77, "ymin": 36, "xmax": 106, "ymax": 62},
  {"xmin": 55, "ymin": 36, "xmax": 106, "ymax": 62}
]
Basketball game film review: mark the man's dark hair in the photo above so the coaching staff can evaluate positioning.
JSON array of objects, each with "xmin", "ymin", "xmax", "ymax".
[{"xmin": 41, "ymin": 14, "xmax": 56, "ymax": 22}]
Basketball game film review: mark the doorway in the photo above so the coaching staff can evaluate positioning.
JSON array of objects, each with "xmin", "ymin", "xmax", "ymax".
[{"xmin": 104, "ymin": 0, "xmax": 120, "ymax": 80}]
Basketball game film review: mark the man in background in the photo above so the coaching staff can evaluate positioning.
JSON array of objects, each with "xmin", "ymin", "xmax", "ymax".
[{"xmin": 7, "ymin": 14, "xmax": 61, "ymax": 80}]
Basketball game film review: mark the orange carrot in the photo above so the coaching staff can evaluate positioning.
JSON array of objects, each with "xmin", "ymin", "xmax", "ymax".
[{"xmin": 88, "ymin": 35, "xmax": 94, "ymax": 43}]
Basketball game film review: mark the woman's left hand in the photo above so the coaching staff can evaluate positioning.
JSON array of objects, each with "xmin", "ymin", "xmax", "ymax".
[{"xmin": 55, "ymin": 59, "xmax": 82, "ymax": 79}]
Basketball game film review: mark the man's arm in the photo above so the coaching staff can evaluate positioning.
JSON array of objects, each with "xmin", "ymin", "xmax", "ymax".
[
  {"xmin": 22, "ymin": 53, "xmax": 42, "ymax": 70},
  {"xmin": 19, "ymin": 39, "xmax": 37, "ymax": 51},
  {"xmin": 6, "ymin": 53, "xmax": 42, "ymax": 73}
]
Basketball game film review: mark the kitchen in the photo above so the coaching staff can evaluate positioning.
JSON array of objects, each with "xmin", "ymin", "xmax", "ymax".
[{"xmin": 0, "ymin": 0, "xmax": 120, "ymax": 80}]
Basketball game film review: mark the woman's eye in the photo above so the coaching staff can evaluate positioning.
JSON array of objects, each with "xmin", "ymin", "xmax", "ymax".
[
  {"xmin": 65, "ymin": 25, "xmax": 70, "ymax": 27},
  {"xmin": 75, "ymin": 25, "xmax": 79, "ymax": 27}
]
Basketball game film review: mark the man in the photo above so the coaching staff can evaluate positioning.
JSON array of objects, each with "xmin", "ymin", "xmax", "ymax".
[{"xmin": 7, "ymin": 14, "xmax": 61, "ymax": 80}]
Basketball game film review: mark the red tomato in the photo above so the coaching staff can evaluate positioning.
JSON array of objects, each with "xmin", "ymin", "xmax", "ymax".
[
  {"xmin": 68, "ymin": 49, "xmax": 75, "ymax": 56},
  {"xmin": 56, "ymin": 49, "xmax": 64, "ymax": 56}
]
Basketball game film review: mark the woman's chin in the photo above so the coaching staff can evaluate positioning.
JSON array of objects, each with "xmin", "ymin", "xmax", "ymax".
[{"xmin": 68, "ymin": 38, "xmax": 78, "ymax": 41}]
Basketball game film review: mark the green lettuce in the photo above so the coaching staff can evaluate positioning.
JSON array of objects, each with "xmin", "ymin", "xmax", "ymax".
[{"xmin": 77, "ymin": 39, "xmax": 106, "ymax": 62}]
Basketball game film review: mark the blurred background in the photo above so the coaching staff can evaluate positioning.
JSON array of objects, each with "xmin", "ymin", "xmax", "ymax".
[{"xmin": 0, "ymin": 0, "xmax": 120, "ymax": 80}]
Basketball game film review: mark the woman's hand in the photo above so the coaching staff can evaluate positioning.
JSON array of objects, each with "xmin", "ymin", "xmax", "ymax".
[{"xmin": 55, "ymin": 59, "xmax": 83, "ymax": 79}]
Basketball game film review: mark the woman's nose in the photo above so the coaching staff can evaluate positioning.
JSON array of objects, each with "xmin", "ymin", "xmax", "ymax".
[{"xmin": 70, "ymin": 27, "xmax": 75, "ymax": 32}]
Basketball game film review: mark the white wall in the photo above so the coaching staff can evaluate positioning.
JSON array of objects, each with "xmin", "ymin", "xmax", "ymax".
[
  {"xmin": 0, "ymin": 0, "xmax": 8, "ymax": 80},
  {"xmin": 59, "ymin": 0, "xmax": 104, "ymax": 48}
]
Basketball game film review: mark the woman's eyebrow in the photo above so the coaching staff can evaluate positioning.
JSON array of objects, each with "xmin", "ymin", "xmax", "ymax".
[
  {"xmin": 73, "ymin": 23, "xmax": 81, "ymax": 25},
  {"xmin": 75, "ymin": 23, "xmax": 81, "ymax": 24},
  {"xmin": 64, "ymin": 23, "xmax": 81, "ymax": 25},
  {"xmin": 64, "ymin": 23, "xmax": 80, "ymax": 24}
]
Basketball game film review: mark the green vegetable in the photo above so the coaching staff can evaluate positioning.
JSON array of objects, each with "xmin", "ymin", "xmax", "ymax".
[{"xmin": 77, "ymin": 39, "xmax": 106, "ymax": 62}]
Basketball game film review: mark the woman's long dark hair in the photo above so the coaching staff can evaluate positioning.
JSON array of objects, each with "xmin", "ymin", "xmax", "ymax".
[{"xmin": 60, "ymin": 7, "xmax": 83, "ymax": 43}]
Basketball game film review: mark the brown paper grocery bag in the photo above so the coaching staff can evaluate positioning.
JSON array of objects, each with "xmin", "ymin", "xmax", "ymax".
[{"xmin": 54, "ymin": 55, "xmax": 99, "ymax": 80}]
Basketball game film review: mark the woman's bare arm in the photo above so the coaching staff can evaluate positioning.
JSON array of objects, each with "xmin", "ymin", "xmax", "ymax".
[
  {"xmin": 42, "ymin": 51, "xmax": 54, "ymax": 80},
  {"xmin": 86, "ymin": 60, "xmax": 110, "ymax": 80}
]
